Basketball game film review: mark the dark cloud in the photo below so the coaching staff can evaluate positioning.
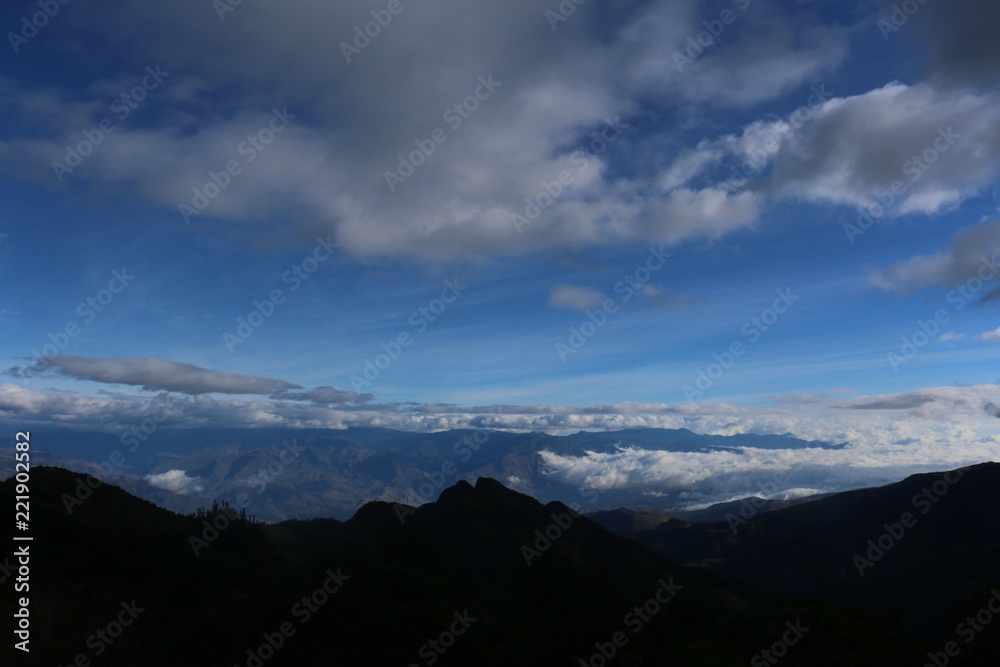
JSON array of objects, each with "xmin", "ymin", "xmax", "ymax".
[
  {"xmin": 873, "ymin": 219, "xmax": 1000, "ymax": 295},
  {"xmin": 874, "ymin": 0, "xmax": 1000, "ymax": 90}
]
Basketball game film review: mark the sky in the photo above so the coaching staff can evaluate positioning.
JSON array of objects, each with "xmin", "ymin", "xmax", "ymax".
[{"xmin": 3, "ymin": 0, "xmax": 1000, "ymax": 478}]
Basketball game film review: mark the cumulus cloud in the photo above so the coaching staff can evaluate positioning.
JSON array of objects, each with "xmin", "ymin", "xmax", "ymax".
[
  {"xmin": 537, "ymin": 438, "xmax": 999, "ymax": 510},
  {"xmin": 939, "ymin": 332, "xmax": 965, "ymax": 341},
  {"xmin": 144, "ymin": 470, "xmax": 203, "ymax": 495},
  {"xmin": 0, "ymin": 0, "xmax": 852, "ymax": 262},
  {"xmin": 871, "ymin": 219, "xmax": 1000, "ymax": 295},
  {"xmin": 6, "ymin": 355, "xmax": 299, "ymax": 395},
  {"xmin": 547, "ymin": 285, "xmax": 607, "ymax": 311},
  {"xmin": 979, "ymin": 327, "xmax": 1000, "ymax": 342},
  {"xmin": 664, "ymin": 84, "xmax": 1000, "ymax": 220}
]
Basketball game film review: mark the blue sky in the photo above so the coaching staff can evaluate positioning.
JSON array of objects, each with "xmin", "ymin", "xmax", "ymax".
[{"xmin": 3, "ymin": 0, "xmax": 1000, "ymax": 468}]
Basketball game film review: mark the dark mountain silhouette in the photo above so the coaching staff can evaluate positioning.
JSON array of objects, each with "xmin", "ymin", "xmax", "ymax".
[
  {"xmin": 672, "ymin": 493, "xmax": 833, "ymax": 524},
  {"xmin": 0, "ymin": 466, "xmax": 964, "ymax": 666},
  {"xmin": 586, "ymin": 506, "xmax": 678, "ymax": 533},
  {"xmin": 626, "ymin": 462, "xmax": 1000, "ymax": 639}
]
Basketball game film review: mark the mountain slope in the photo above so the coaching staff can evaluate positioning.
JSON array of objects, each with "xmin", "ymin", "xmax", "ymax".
[
  {"xmin": 627, "ymin": 462, "xmax": 1000, "ymax": 637},
  {"xmin": 0, "ymin": 467, "xmax": 938, "ymax": 666}
]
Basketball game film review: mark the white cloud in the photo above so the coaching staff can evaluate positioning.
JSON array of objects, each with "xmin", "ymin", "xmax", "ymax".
[
  {"xmin": 663, "ymin": 83, "xmax": 1000, "ymax": 224},
  {"xmin": 979, "ymin": 327, "xmax": 1000, "ymax": 342},
  {"xmin": 939, "ymin": 332, "xmax": 965, "ymax": 341},
  {"xmin": 144, "ymin": 469, "xmax": 204, "ymax": 495}
]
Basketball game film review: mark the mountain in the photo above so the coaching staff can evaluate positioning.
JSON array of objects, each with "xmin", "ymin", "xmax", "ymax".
[
  {"xmin": 672, "ymin": 493, "xmax": 833, "ymax": 523},
  {"xmin": 0, "ymin": 426, "xmax": 843, "ymax": 522},
  {"xmin": 625, "ymin": 462, "xmax": 1000, "ymax": 639},
  {"xmin": 0, "ymin": 467, "xmax": 947, "ymax": 666},
  {"xmin": 586, "ymin": 507, "xmax": 678, "ymax": 533}
]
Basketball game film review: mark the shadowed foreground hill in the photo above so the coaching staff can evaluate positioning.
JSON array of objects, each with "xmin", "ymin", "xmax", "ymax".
[
  {"xmin": 1, "ymin": 467, "xmax": 986, "ymax": 666},
  {"xmin": 627, "ymin": 463, "xmax": 1000, "ymax": 642}
]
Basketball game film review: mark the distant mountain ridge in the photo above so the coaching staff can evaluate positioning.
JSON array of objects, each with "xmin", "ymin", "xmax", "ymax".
[{"xmin": 0, "ymin": 426, "xmax": 844, "ymax": 522}]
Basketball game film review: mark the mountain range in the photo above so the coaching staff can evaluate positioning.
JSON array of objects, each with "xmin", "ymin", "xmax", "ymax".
[
  {"xmin": 0, "ymin": 426, "xmax": 843, "ymax": 522},
  {"xmin": 6, "ymin": 463, "xmax": 1000, "ymax": 665}
]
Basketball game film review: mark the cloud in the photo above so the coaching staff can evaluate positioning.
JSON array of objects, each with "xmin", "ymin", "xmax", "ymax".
[
  {"xmin": 871, "ymin": 219, "xmax": 1000, "ymax": 295},
  {"xmin": 0, "ymin": 0, "xmax": 850, "ymax": 262},
  {"xmin": 939, "ymin": 332, "xmax": 964, "ymax": 341},
  {"xmin": 979, "ymin": 327, "xmax": 1000, "ymax": 342},
  {"xmin": 547, "ymin": 285, "xmax": 607, "ymax": 311},
  {"xmin": 4, "ymin": 379, "xmax": 999, "ymax": 439},
  {"xmin": 271, "ymin": 386, "xmax": 374, "ymax": 406},
  {"xmin": 665, "ymin": 84, "xmax": 1000, "ymax": 219},
  {"xmin": 3, "ymin": 380, "xmax": 1000, "ymax": 508},
  {"xmin": 144, "ymin": 470, "xmax": 203, "ymax": 495},
  {"xmin": 872, "ymin": 0, "xmax": 1000, "ymax": 89},
  {"xmin": 979, "ymin": 287, "xmax": 1000, "ymax": 304},
  {"xmin": 5, "ymin": 355, "xmax": 299, "ymax": 395}
]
